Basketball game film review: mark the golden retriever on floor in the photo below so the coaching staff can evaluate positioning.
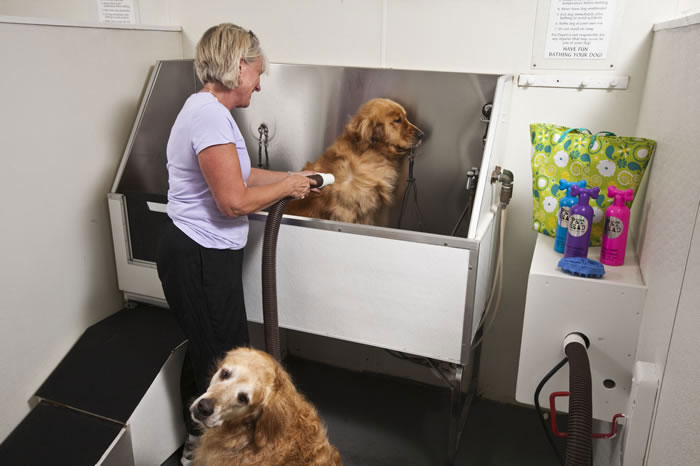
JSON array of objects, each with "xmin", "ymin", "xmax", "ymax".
[
  {"xmin": 190, "ymin": 347, "xmax": 342, "ymax": 466},
  {"xmin": 285, "ymin": 98, "xmax": 424, "ymax": 224}
]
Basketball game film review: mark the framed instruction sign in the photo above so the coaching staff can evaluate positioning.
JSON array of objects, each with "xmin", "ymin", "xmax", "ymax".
[{"xmin": 531, "ymin": 0, "xmax": 624, "ymax": 70}]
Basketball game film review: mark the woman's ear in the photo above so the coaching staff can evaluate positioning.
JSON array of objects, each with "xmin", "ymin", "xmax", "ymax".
[{"xmin": 237, "ymin": 59, "xmax": 246, "ymax": 86}]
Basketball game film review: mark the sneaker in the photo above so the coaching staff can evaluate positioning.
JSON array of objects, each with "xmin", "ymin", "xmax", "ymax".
[{"xmin": 181, "ymin": 433, "xmax": 200, "ymax": 466}]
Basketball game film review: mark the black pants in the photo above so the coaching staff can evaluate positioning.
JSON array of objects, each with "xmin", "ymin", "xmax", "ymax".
[{"xmin": 156, "ymin": 220, "xmax": 249, "ymax": 432}]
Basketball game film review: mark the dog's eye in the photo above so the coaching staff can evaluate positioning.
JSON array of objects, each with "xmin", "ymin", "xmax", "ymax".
[
  {"xmin": 219, "ymin": 369, "xmax": 231, "ymax": 380},
  {"xmin": 237, "ymin": 393, "xmax": 249, "ymax": 405},
  {"xmin": 394, "ymin": 116, "xmax": 402, "ymax": 123}
]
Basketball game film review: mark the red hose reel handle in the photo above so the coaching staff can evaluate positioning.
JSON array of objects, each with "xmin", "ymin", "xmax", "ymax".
[{"xmin": 549, "ymin": 391, "xmax": 625, "ymax": 439}]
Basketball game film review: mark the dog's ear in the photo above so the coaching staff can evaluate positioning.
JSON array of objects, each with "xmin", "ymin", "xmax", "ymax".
[
  {"xmin": 348, "ymin": 115, "xmax": 372, "ymax": 142},
  {"xmin": 348, "ymin": 114, "xmax": 383, "ymax": 150},
  {"xmin": 254, "ymin": 366, "xmax": 291, "ymax": 448},
  {"xmin": 372, "ymin": 122, "xmax": 385, "ymax": 142}
]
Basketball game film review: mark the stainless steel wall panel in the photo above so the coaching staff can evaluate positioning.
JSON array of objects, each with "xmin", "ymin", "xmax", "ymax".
[
  {"xmin": 233, "ymin": 64, "xmax": 498, "ymax": 235},
  {"xmin": 114, "ymin": 60, "xmax": 499, "ymax": 236},
  {"xmin": 116, "ymin": 60, "xmax": 197, "ymax": 195}
]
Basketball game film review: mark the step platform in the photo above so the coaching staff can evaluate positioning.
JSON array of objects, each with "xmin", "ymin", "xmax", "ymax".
[
  {"xmin": 0, "ymin": 304, "xmax": 187, "ymax": 466},
  {"xmin": 0, "ymin": 401, "xmax": 132, "ymax": 466}
]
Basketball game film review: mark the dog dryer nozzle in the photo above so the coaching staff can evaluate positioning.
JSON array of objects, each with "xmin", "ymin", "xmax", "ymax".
[{"xmin": 307, "ymin": 173, "xmax": 335, "ymax": 189}]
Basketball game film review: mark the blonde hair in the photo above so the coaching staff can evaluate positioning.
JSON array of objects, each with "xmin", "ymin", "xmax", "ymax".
[{"xmin": 194, "ymin": 23, "xmax": 267, "ymax": 89}]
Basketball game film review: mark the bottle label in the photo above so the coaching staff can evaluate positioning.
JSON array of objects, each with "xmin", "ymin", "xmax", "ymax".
[
  {"xmin": 568, "ymin": 214, "xmax": 589, "ymax": 238},
  {"xmin": 557, "ymin": 206, "xmax": 571, "ymax": 228},
  {"xmin": 605, "ymin": 215, "xmax": 624, "ymax": 239}
]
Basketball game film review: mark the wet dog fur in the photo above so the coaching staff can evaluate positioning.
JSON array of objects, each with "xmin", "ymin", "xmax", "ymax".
[{"xmin": 285, "ymin": 98, "xmax": 423, "ymax": 224}]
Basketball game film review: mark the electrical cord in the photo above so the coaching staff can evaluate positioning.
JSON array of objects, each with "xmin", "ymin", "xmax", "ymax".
[
  {"xmin": 534, "ymin": 357, "xmax": 569, "ymax": 466},
  {"xmin": 383, "ymin": 349, "xmax": 430, "ymax": 366},
  {"xmin": 450, "ymin": 194, "xmax": 475, "ymax": 236},
  {"xmin": 398, "ymin": 153, "xmax": 425, "ymax": 231},
  {"xmin": 383, "ymin": 349, "xmax": 455, "ymax": 388}
]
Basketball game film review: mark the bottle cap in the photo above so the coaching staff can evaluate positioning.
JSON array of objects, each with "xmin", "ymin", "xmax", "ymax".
[{"xmin": 608, "ymin": 185, "xmax": 634, "ymax": 203}]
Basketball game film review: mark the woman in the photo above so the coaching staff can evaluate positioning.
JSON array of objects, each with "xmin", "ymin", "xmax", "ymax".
[{"xmin": 156, "ymin": 23, "xmax": 314, "ymax": 464}]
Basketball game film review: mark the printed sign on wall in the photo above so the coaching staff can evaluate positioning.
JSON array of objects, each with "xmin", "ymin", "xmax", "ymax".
[
  {"xmin": 97, "ymin": 0, "xmax": 136, "ymax": 24},
  {"xmin": 544, "ymin": 0, "xmax": 617, "ymax": 60}
]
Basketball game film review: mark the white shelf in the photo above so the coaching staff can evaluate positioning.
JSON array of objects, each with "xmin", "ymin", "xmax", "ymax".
[{"xmin": 530, "ymin": 235, "xmax": 645, "ymax": 288}]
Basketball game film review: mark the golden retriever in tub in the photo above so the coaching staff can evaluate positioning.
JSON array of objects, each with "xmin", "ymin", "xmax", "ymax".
[
  {"xmin": 190, "ymin": 347, "xmax": 342, "ymax": 466},
  {"xmin": 285, "ymin": 97, "xmax": 424, "ymax": 224}
]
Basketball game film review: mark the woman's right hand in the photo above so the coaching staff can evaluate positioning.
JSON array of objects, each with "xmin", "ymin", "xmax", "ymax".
[{"xmin": 284, "ymin": 174, "xmax": 313, "ymax": 200}]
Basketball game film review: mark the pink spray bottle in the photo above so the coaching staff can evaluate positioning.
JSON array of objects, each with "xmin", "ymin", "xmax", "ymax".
[{"xmin": 600, "ymin": 185, "xmax": 634, "ymax": 266}]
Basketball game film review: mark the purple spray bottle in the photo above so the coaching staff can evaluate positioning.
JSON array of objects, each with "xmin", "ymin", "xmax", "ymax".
[
  {"xmin": 564, "ymin": 185, "xmax": 600, "ymax": 258},
  {"xmin": 600, "ymin": 186, "xmax": 634, "ymax": 266},
  {"xmin": 554, "ymin": 179, "xmax": 588, "ymax": 254}
]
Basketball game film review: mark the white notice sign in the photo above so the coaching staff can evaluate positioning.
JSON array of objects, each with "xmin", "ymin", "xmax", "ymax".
[
  {"xmin": 544, "ymin": 0, "xmax": 616, "ymax": 60},
  {"xmin": 97, "ymin": 0, "xmax": 136, "ymax": 24}
]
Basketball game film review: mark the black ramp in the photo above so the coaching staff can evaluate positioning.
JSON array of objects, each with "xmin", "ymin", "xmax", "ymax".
[
  {"xmin": 0, "ymin": 401, "xmax": 123, "ymax": 466},
  {"xmin": 35, "ymin": 305, "xmax": 186, "ymax": 423}
]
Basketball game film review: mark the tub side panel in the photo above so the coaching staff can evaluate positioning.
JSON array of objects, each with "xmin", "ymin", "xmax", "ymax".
[
  {"xmin": 472, "ymin": 214, "xmax": 497, "ymax": 343},
  {"xmin": 243, "ymin": 219, "xmax": 471, "ymax": 363}
]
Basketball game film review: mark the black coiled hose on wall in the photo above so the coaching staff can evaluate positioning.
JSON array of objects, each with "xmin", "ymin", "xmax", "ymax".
[{"xmin": 564, "ymin": 339, "xmax": 592, "ymax": 466}]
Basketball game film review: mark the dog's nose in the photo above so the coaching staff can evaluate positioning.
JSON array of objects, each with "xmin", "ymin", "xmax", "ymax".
[
  {"xmin": 196, "ymin": 398, "xmax": 215, "ymax": 418},
  {"xmin": 415, "ymin": 129, "xmax": 424, "ymax": 141}
]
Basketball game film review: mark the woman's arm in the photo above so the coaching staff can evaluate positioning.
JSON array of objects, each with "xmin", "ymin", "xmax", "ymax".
[
  {"xmin": 199, "ymin": 144, "xmax": 312, "ymax": 217},
  {"xmin": 247, "ymin": 167, "xmax": 287, "ymax": 186},
  {"xmin": 247, "ymin": 167, "xmax": 317, "ymax": 187}
]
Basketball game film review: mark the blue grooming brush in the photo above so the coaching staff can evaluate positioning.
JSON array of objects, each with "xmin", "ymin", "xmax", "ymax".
[{"xmin": 558, "ymin": 257, "xmax": 606, "ymax": 279}]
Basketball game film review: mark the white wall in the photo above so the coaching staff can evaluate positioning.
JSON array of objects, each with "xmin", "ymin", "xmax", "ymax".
[
  {"xmin": 0, "ymin": 20, "xmax": 182, "ymax": 442},
  {"xmin": 647, "ymin": 206, "xmax": 700, "ymax": 465},
  {"xmin": 633, "ymin": 20, "xmax": 700, "ymax": 465},
  {"xmin": 0, "ymin": 0, "xmax": 690, "ymax": 407}
]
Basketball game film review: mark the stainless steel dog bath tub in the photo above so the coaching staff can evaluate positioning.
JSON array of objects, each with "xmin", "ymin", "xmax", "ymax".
[{"xmin": 108, "ymin": 60, "xmax": 514, "ymax": 365}]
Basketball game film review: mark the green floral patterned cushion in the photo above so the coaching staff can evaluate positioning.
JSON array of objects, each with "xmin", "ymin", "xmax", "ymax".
[{"xmin": 530, "ymin": 123, "xmax": 655, "ymax": 246}]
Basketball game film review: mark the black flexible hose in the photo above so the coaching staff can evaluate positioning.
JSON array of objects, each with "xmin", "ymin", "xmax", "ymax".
[
  {"xmin": 262, "ymin": 197, "xmax": 289, "ymax": 361},
  {"xmin": 564, "ymin": 341, "xmax": 593, "ymax": 466},
  {"xmin": 450, "ymin": 189, "xmax": 476, "ymax": 236},
  {"xmin": 397, "ymin": 155, "xmax": 424, "ymax": 231},
  {"xmin": 262, "ymin": 174, "xmax": 326, "ymax": 361}
]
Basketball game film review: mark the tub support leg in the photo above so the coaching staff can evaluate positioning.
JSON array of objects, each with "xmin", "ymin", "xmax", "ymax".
[{"xmin": 441, "ymin": 362, "xmax": 474, "ymax": 465}]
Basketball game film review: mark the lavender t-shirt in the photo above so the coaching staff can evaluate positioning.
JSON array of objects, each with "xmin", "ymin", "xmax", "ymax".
[{"xmin": 166, "ymin": 92, "xmax": 251, "ymax": 249}]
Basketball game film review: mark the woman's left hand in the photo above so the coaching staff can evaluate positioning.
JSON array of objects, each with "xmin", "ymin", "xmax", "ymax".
[{"xmin": 296, "ymin": 170, "xmax": 321, "ymax": 193}]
